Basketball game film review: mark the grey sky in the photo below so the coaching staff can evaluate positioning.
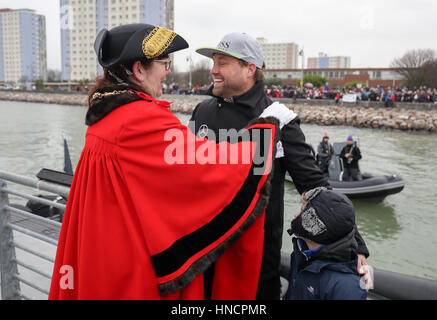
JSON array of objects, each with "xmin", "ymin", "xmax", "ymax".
[{"xmin": 2, "ymin": 0, "xmax": 436, "ymax": 72}]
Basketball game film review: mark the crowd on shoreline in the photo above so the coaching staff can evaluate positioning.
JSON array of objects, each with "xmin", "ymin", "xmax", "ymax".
[
  {"xmin": 160, "ymin": 82, "xmax": 437, "ymax": 106},
  {"xmin": 266, "ymin": 85, "xmax": 437, "ymax": 105},
  {"xmin": 3, "ymin": 82, "xmax": 437, "ymax": 106}
]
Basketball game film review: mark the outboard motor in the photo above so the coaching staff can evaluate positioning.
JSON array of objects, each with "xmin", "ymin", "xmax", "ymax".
[
  {"xmin": 328, "ymin": 156, "xmax": 343, "ymax": 181},
  {"xmin": 25, "ymin": 195, "xmax": 67, "ymax": 220}
]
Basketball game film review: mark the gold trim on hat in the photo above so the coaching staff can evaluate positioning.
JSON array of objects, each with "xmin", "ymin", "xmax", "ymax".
[{"xmin": 142, "ymin": 27, "xmax": 177, "ymax": 59}]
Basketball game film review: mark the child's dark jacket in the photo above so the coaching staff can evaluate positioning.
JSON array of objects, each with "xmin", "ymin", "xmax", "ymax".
[{"xmin": 286, "ymin": 230, "xmax": 367, "ymax": 300}]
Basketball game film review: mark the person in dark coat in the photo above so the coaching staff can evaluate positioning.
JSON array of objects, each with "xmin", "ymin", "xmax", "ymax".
[
  {"xmin": 285, "ymin": 187, "xmax": 368, "ymax": 300},
  {"xmin": 340, "ymin": 136, "xmax": 362, "ymax": 181},
  {"xmin": 191, "ymin": 32, "xmax": 370, "ymax": 300},
  {"xmin": 316, "ymin": 133, "xmax": 334, "ymax": 176},
  {"xmin": 50, "ymin": 23, "xmax": 288, "ymax": 300}
]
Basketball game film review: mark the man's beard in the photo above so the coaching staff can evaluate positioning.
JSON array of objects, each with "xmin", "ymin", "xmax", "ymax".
[{"xmin": 212, "ymin": 80, "xmax": 241, "ymax": 99}]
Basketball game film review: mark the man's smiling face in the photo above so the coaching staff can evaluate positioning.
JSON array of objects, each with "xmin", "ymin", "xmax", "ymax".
[{"xmin": 210, "ymin": 53, "xmax": 253, "ymax": 99}]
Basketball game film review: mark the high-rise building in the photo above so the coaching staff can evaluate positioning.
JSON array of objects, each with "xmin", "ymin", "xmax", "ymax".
[
  {"xmin": 307, "ymin": 52, "xmax": 351, "ymax": 69},
  {"xmin": 60, "ymin": 0, "xmax": 173, "ymax": 82},
  {"xmin": 0, "ymin": 8, "xmax": 47, "ymax": 83},
  {"xmin": 165, "ymin": 0, "xmax": 174, "ymax": 30},
  {"xmin": 257, "ymin": 38, "xmax": 299, "ymax": 69}
]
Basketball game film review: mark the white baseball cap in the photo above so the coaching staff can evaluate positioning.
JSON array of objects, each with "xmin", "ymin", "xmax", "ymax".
[{"xmin": 196, "ymin": 32, "xmax": 264, "ymax": 69}]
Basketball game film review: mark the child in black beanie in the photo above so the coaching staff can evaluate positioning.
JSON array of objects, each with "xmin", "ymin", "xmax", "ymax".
[{"xmin": 285, "ymin": 187, "xmax": 367, "ymax": 300}]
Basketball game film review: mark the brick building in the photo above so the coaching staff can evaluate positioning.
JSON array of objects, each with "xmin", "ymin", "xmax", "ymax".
[{"xmin": 264, "ymin": 67, "xmax": 406, "ymax": 87}]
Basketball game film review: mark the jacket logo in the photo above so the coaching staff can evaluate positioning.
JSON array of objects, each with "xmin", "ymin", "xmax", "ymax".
[
  {"xmin": 307, "ymin": 286, "xmax": 315, "ymax": 295},
  {"xmin": 198, "ymin": 124, "xmax": 209, "ymax": 138},
  {"xmin": 276, "ymin": 141, "xmax": 284, "ymax": 158}
]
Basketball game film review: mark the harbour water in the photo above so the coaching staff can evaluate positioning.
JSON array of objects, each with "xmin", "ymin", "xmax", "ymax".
[{"xmin": 1, "ymin": 100, "xmax": 436, "ymax": 282}]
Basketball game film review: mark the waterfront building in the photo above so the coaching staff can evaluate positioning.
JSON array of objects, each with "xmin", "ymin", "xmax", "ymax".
[
  {"xmin": 60, "ymin": 0, "xmax": 174, "ymax": 82},
  {"xmin": 264, "ymin": 67, "xmax": 405, "ymax": 87},
  {"xmin": 307, "ymin": 52, "xmax": 351, "ymax": 69},
  {"xmin": 257, "ymin": 37, "xmax": 299, "ymax": 70},
  {"xmin": 0, "ymin": 8, "xmax": 47, "ymax": 84}
]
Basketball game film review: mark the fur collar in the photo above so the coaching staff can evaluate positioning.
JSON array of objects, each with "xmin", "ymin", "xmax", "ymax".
[{"xmin": 86, "ymin": 85, "xmax": 146, "ymax": 125}]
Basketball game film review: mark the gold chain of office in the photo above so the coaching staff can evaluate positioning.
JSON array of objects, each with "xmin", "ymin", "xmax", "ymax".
[{"xmin": 91, "ymin": 89, "xmax": 134, "ymax": 101}]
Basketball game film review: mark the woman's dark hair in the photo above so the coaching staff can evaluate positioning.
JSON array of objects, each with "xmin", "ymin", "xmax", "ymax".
[{"xmin": 87, "ymin": 59, "xmax": 153, "ymax": 106}]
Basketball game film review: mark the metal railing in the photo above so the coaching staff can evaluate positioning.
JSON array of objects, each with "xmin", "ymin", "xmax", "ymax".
[
  {"xmin": 0, "ymin": 170, "xmax": 69, "ymax": 300},
  {"xmin": 2, "ymin": 170, "xmax": 437, "ymax": 300}
]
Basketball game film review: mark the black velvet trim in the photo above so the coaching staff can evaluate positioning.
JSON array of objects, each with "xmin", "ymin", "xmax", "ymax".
[{"xmin": 155, "ymin": 116, "xmax": 280, "ymax": 296}]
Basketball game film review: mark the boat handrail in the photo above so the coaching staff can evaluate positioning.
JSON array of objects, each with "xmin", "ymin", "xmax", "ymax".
[
  {"xmin": 0, "ymin": 170, "xmax": 64, "ymax": 300},
  {"xmin": 1, "ymin": 170, "xmax": 436, "ymax": 300}
]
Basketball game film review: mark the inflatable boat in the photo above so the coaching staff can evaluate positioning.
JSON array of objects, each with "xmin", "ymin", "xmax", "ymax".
[
  {"xmin": 286, "ymin": 142, "xmax": 404, "ymax": 202},
  {"xmin": 328, "ymin": 173, "xmax": 404, "ymax": 202}
]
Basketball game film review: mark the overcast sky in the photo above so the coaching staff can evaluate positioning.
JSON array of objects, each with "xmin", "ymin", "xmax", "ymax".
[{"xmin": 2, "ymin": 0, "xmax": 437, "ymax": 72}]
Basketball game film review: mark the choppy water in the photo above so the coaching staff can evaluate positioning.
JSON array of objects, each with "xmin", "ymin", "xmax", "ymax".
[{"xmin": 1, "ymin": 100, "xmax": 436, "ymax": 281}]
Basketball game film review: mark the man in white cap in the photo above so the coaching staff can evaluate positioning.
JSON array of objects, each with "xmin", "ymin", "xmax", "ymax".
[{"xmin": 190, "ymin": 32, "xmax": 370, "ymax": 300}]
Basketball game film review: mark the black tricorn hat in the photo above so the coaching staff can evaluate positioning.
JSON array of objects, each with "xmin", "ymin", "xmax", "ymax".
[{"xmin": 94, "ymin": 23, "xmax": 189, "ymax": 68}]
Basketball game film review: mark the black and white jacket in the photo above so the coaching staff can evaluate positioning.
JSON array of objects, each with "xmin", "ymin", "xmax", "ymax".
[{"xmin": 190, "ymin": 81, "xmax": 369, "ymax": 288}]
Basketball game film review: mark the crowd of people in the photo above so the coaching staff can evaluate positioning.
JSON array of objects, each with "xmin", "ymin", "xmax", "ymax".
[
  {"xmin": 165, "ymin": 80, "xmax": 437, "ymax": 106},
  {"xmin": 163, "ymin": 82, "xmax": 210, "ymax": 95},
  {"xmin": 50, "ymin": 23, "xmax": 373, "ymax": 301},
  {"xmin": 265, "ymin": 85, "xmax": 437, "ymax": 105}
]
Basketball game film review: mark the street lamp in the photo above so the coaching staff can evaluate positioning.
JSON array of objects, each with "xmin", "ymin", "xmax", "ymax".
[
  {"xmin": 299, "ymin": 46, "xmax": 304, "ymax": 87},
  {"xmin": 186, "ymin": 54, "xmax": 193, "ymax": 90}
]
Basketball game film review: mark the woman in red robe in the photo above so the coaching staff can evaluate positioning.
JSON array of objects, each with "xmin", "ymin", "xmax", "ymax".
[{"xmin": 49, "ymin": 23, "xmax": 292, "ymax": 300}]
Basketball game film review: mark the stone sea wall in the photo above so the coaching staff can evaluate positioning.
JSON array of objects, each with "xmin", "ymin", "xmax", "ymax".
[
  {"xmin": 1, "ymin": 90, "xmax": 437, "ymax": 132},
  {"xmin": 0, "ymin": 90, "xmax": 88, "ymax": 106},
  {"xmin": 289, "ymin": 104, "xmax": 437, "ymax": 132},
  {"xmin": 167, "ymin": 95, "xmax": 437, "ymax": 132}
]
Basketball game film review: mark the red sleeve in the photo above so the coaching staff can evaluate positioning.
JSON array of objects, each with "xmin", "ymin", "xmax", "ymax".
[
  {"xmin": 49, "ymin": 100, "xmax": 279, "ymax": 299},
  {"xmin": 117, "ymin": 105, "xmax": 279, "ymax": 296}
]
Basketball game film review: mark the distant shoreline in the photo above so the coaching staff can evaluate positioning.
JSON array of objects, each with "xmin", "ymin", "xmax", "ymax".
[{"xmin": 1, "ymin": 90, "xmax": 436, "ymax": 132}]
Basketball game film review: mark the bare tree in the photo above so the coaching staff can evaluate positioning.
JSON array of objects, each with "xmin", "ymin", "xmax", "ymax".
[
  {"xmin": 166, "ymin": 61, "xmax": 212, "ymax": 89},
  {"xmin": 19, "ymin": 75, "xmax": 29, "ymax": 84},
  {"xmin": 191, "ymin": 60, "xmax": 212, "ymax": 87},
  {"xmin": 165, "ymin": 65, "xmax": 186, "ymax": 88},
  {"xmin": 390, "ymin": 49, "xmax": 437, "ymax": 88},
  {"xmin": 47, "ymin": 69, "xmax": 62, "ymax": 82},
  {"xmin": 425, "ymin": 59, "xmax": 437, "ymax": 88}
]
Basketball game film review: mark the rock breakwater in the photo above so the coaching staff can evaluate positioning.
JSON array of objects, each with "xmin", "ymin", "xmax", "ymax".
[
  {"xmin": 1, "ymin": 91, "xmax": 436, "ymax": 132},
  {"xmin": 0, "ymin": 90, "xmax": 88, "ymax": 106},
  {"xmin": 290, "ymin": 104, "xmax": 437, "ymax": 132}
]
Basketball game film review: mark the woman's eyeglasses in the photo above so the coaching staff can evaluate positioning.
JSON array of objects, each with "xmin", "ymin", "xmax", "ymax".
[{"xmin": 153, "ymin": 59, "xmax": 172, "ymax": 71}]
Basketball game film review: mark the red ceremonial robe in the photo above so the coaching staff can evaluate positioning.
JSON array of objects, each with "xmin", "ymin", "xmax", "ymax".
[{"xmin": 49, "ymin": 90, "xmax": 279, "ymax": 299}]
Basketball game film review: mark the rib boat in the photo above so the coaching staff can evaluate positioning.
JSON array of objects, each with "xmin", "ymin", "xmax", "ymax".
[{"xmin": 286, "ymin": 142, "xmax": 404, "ymax": 202}]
